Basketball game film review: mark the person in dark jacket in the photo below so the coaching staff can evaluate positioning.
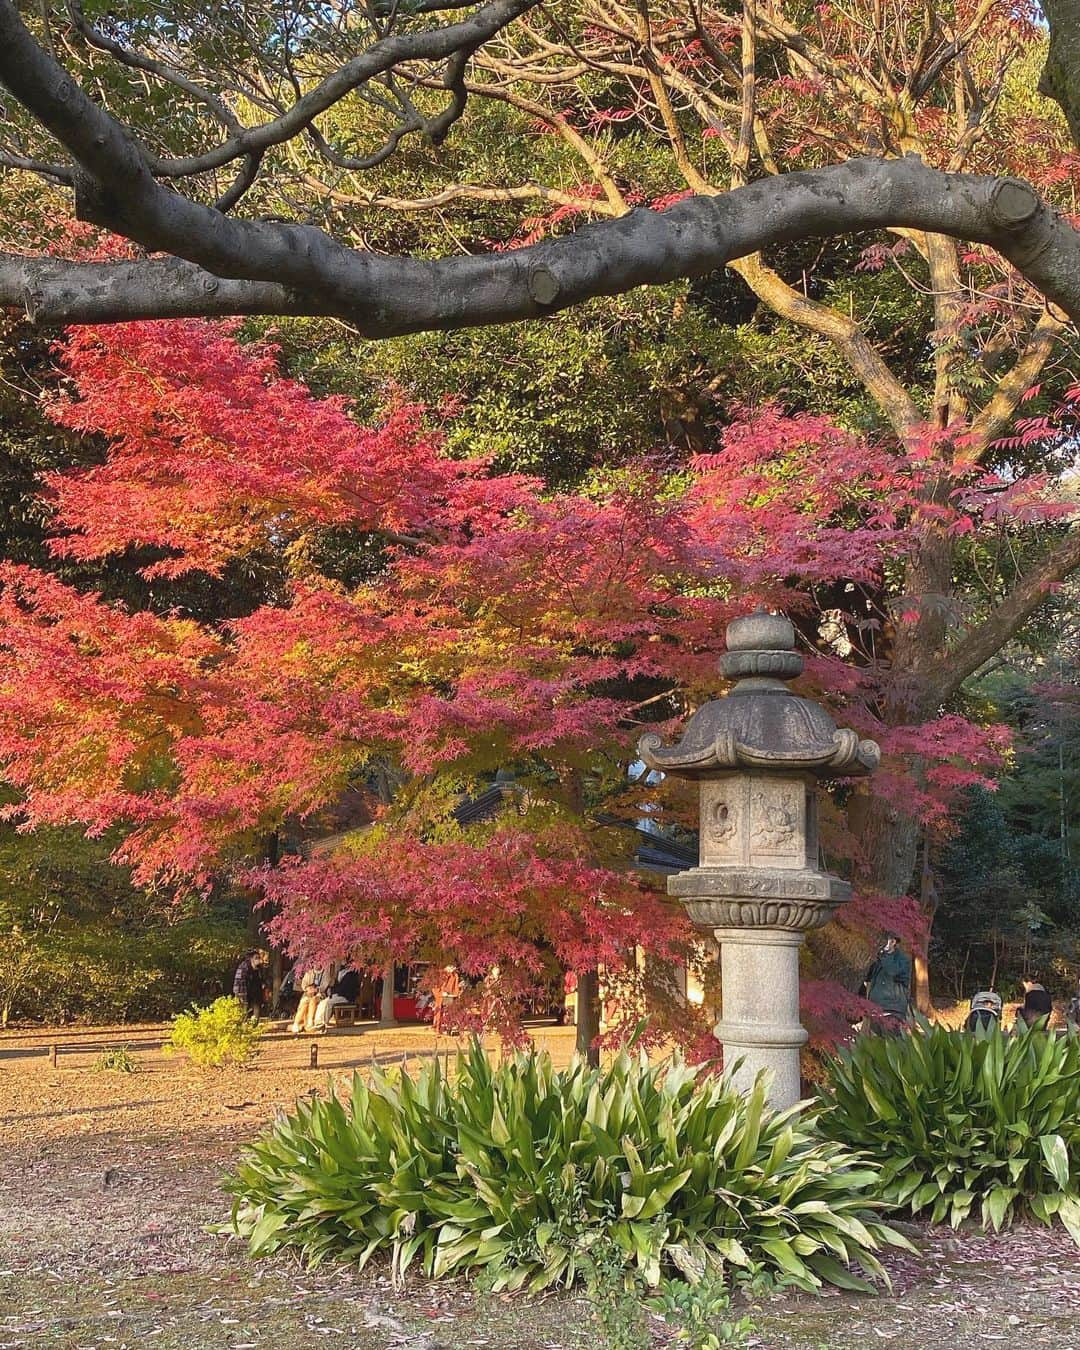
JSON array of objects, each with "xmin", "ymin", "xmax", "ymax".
[
  {"xmin": 965, "ymin": 990, "xmax": 1002, "ymax": 1032},
  {"xmin": 1014, "ymin": 977, "xmax": 1053, "ymax": 1030},
  {"xmin": 862, "ymin": 933, "xmax": 912, "ymax": 1026},
  {"xmin": 232, "ymin": 950, "xmax": 268, "ymax": 1022}
]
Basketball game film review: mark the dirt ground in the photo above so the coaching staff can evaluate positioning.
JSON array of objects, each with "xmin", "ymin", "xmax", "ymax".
[{"xmin": 1, "ymin": 1018, "xmax": 1078, "ymax": 1350}]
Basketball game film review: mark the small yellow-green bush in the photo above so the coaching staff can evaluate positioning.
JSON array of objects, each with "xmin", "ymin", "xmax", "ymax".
[{"xmin": 167, "ymin": 996, "xmax": 262, "ymax": 1068}]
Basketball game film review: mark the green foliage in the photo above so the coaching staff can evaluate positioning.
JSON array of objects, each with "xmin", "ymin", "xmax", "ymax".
[
  {"xmin": 93, "ymin": 1045, "xmax": 138, "ymax": 1074},
  {"xmin": 0, "ymin": 791, "xmax": 249, "ymax": 1024},
  {"xmin": 647, "ymin": 1272, "xmax": 756, "ymax": 1348},
  {"xmin": 936, "ymin": 659, "xmax": 1080, "ymax": 998},
  {"xmin": 226, "ymin": 1043, "xmax": 907, "ymax": 1293},
  {"xmin": 0, "ymin": 906, "xmax": 248, "ymax": 1025},
  {"xmin": 820, "ymin": 1023, "xmax": 1080, "ymax": 1242},
  {"xmin": 167, "ymin": 996, "xmax": 262, "ymax": 1068},
  {"xmin": 579, "ymin": 1234, "xmax": 654, "ymax": 1350}
]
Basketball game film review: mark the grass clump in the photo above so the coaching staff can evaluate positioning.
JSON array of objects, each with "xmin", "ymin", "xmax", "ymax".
[
  {"xmin": 226, "ymin": 1041, "xmax": 908, "ymax": 1293},
  {"xmin": 166, "ymin": 995, "xmax": 262, "ymax": 1068},
  {"xmin": 93, "ymin": 1044, "xmax": 138, "ymax": 1073},
  {"xmin": 819, "ymin": 1022, "xmax": 1080, "ymax": 1242}
]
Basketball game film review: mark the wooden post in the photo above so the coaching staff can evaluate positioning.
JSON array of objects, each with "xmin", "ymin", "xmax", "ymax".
[
  {"xmin": 309, "ymin": 1042, "xmax": 318, "ymax": 1069},
  {"xmin": 48, "ymin": 1043, "xmax": 58, "ymax": 1068}
]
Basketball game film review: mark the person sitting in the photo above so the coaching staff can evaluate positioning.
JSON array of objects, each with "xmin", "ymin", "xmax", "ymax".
[
  {"xmin": 964, "ymin": 990, "xmax": 1002, "ymax": 1032},
  {"xmin": 289, "ymin": 969, "xmax": 322, "ymax": 1035},
  {"xmin": 1014, "ymin": 977, "xmax": 1053, "ymax": 1031},
  {"xmin": 314, "ymin": 966, "xmax": 361, "ymax": 1031}
]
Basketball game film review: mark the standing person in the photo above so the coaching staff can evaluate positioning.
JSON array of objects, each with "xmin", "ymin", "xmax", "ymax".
[
  {"xmin": 861, "ymin": 933, "xmax": 912, "ymax": 1028},
  {"xmin": 232, "ymin": 950, "xmax": 268, "ymax": 1022},
  {"xmin": 432, "ymin": 966, "xmax": 462, "ymax": 1033}
]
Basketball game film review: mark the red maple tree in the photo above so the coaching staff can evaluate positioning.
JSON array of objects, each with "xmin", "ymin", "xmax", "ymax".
[{"xmin": 0, "ymin": 316, "xmax": 1045, "ymax": 1046}]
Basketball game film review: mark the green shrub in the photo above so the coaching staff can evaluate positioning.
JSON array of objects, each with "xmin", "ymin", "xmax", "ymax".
[
  {"xmin": 167, "ymin": 996, "xmax": 262, "ymax": 1068},
  {"xmin": 648, "ymin": 1272, "xmax": 756, "ymax": 1348},
  {"xmin": 1, "ymin": 914, "xmax": 247, "ymax": 1025},
  {"xmin": 819, "ymin": 1022, "xmax": 1080, "ymax": 1242},
  {"xmin": 225, "ymin": 1043, "xmax": 908, "ymax": 1292},
  {"xmin": 1, "ymin": 807, "xmax": 248, "ymax": 1025}
]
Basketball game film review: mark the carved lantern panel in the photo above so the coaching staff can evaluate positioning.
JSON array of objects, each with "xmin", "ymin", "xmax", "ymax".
[{"xmin": 700, "ymin": 774, "xmax": 812, "ymax": 870}]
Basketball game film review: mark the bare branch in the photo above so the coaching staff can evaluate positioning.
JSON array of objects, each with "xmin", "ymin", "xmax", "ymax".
[
  {"xmin": 212, "ymin": 151, "xmax": 265, "ymax": 215},
  {"xmin": 297, "ymin": 171, "xmax": 622, "ymax": 217},
  {"xmin": 730, "ymin": 253, "xmax": 925, "ymax": 442},
  {"xmin": 65, "ymin": 0, "xmax": 245, "ymax": 137},
  {"xmin": 1, "ymin": 0, "xmax": 541, "ymax": 183},
  {"xmin": 0, "ymin": 148, "xmax": 73, "ymax": 184}
]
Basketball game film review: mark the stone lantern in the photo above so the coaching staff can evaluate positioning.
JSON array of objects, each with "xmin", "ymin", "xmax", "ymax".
[{"xmin": 637, "ymin": 610, "xmax": 879, "ymax": 1108}]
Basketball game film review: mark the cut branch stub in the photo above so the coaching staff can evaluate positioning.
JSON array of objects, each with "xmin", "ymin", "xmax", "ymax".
[
  {"xmin": 527, "ymin": 265, "xmax": 560, "ymax": 306},
  {"xmin": 989, "ymin": 177, "xmax": 1042, "ymax": 231}
]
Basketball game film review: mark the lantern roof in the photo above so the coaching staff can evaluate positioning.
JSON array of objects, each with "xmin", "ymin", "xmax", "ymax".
[{"xmin": 637, "ymin": 610, "xmax": 879, "ymax": 779}]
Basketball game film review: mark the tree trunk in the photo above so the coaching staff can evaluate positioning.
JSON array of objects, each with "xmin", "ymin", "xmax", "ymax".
[
  {"xmin": 845, "ymin": 531, "xmax": 953, "ymax": 987},
  {"xmin": 380, "ymin": 968, "xmax": 397, "ymax": 1026},
  {"xmin": 913, "ymin": 836, "xmax": 938, "ymax": 1012},
  {"xmin": 270, "ymin": 948, "xmax": 284, "ymax": 1014},
  {"xmin": 913, "ymin": 939, "xmax": 931, "ymax": 1013},
  {"xmin": 852, "ymin": 792, "xmax": 922, "ymax": 900},
  {"xmin": 576, "ymin": 969, "xmax": 600, "ymax": 1066}
]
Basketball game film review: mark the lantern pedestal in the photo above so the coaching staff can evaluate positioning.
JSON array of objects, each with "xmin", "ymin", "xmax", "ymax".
[{"xmin": 712, "ymin": 928, "xmax": 807, "ymax": 1106}]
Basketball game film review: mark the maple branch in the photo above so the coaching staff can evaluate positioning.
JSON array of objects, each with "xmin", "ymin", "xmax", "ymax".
[
  {"xmin": 297, "ymin": 171, "xmax": 622, "ymax": 218},
  {"xmin": 931, "ymin": 527, "xmax": 1080, "ymax": 702},
  {"xmin": 459, "ymin": 79, "xmax": 629, "ymax": 213},
  {"xmin": 967, "ymin": 309, "xmax": 1068, "ymax": 458},
  {"xmin": 925, "ymin": 231, "xmax": 967, "ymax": 428},
  {"xmin": 730, "ymin": 253, "xmax": 924, "ymax": 442}
]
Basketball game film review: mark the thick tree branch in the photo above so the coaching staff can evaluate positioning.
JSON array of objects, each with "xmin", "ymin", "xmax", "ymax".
[
  {"xmin": 2, "ymin": 160, "xmax": 1080, "ymax": 339},
  {"xmin": 0, "ymin": 255, "xmax": 314, "ymax": 324},
  {"xmin": 933, "ymin": 527, "xmax": 1080, "ymax": 701},
  {"xmin": 1041, "ymin": 0, "xmax": 1080, "ymax": 146}
]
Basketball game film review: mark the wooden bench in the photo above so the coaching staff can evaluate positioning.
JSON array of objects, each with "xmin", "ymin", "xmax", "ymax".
[{"xmin": 329, "ymin": 1002, "xmax": 360, "ymax": 1027}]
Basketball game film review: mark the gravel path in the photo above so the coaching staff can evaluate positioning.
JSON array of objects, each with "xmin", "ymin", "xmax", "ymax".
[{"xmin": 2, "ymin": 1020, "xmax": 1078, "ymax": 1349}]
